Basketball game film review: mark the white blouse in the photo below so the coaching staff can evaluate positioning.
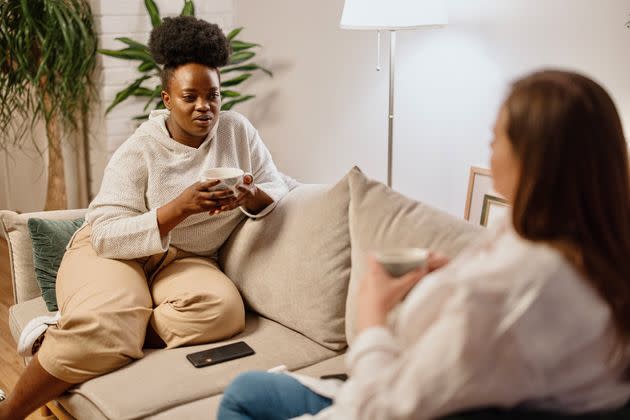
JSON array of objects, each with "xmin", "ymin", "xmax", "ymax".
[{"xmin": 295, "ymin": 219, "xmax": 630, "ymax": 419}]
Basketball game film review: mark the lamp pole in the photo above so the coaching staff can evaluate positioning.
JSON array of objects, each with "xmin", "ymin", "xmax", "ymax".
[
  {"xmin": 387, "ymin": 30, "xmax": 396, "ymax": 188},
  {"xmin": 340, "ymin": 1, "xmax": 447, "ymax": 187}
]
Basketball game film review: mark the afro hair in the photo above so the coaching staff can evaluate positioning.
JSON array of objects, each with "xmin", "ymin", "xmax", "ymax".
[{"xmin": 148, "ymin": 16, "xmax": 230, "ymax": 88}]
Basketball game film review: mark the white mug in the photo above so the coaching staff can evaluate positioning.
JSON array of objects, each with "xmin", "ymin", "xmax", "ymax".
[
  {"xmin": 200, "ymin": 167, "xmax": 251, "ymax": 194},
  {"xmin": 373, "ymin": 248, "xmax": 429, "ymax": 277}
]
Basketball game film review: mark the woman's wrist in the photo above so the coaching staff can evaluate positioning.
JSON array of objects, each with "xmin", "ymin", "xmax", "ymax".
[
  {"xmin": 356, "ymin": 303, "xmax": 388, "ymax": 333},
  {"xmin": 157, "ymin": 200, "xmax": 188, "ymax": 236},
  {"xmin": 243, "ymin": 186, "xmax": 272, "ymax": 214}
]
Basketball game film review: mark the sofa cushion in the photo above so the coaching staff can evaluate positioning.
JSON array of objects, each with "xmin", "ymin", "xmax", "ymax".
[
  {"xmin": 8, "ymin": 296, "xmax": 55, "ymax": 342},
  {"xmin": 147, "ymin": 394, "xmax": 222, "ymax": 419},
  {"xmin": 27, "ymin": 217, "xmax": 84, "ymax": 311},
  {"xmin": 220, "ymin": 176, "xmax": 352, "ymax": 351},
  {"xmin": 0, "ymin": 209, "xmax": 87, "ymax": 305},
  {"xmin": 9, "ymin": 297, "xmax": 339, "ymax": 420},
  {"xmin": 345, "ymin": 168, "xmax": 484, "ymax": 342},
  {"xmin": 293, "ymin": 354, "xmax": 346, "ymax": 378}
]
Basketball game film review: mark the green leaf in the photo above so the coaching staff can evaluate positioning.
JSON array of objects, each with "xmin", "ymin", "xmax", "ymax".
[
  {"xmin": 221, "ymin": 63, "xmax": 272, "ymax": 77},
  {"xmin": 221, "ymin": 73, "xmax": 251, "ymax": 87},
  {"xmin": 220, "ymin": 90, "xmax": 241, "ymax": 98},
  {"xmin": 226, "ymin": 27, "xmax": 243, "ymax": 41},
  {"xmin": 143, "ymin": 85, "xmax": 163, "ymax": 111},
  {"xmin": 138, "ymin": 60, "xmax": 157, "ymax": 72},
  {"xmin": 181, "ymin": 0, "xmax": 195, "ymax": 16},
  {"xmin": 133, "ymin": 113, "xmax": 150, "ymax": 120},
  {"xmin": 99, "ymin": 48, "xmax": 152, "ymax": 62},
  {"xmin": 133, "ymin": 87, "xmax": 154, "ymax": 97},
  {"xmin": 106, "ymin": 75, "xmax": 151, "ymax": 113},
  {"xmin": 221, "ymin": 64, "xmax": 258, "ymax": 73},
  {"xmin": 0, "ymin": 0, "xmax": 98, "ymax": 150},
  {"xmin": 259, "ymin": 66, "xmax": 273, "ymax": 77},
  {"xmin": 229, "ymin": 51, "xmax": 255, "ymax": 65},
  {"xmin": 144, "ymin": 0, "xmax": 161, "ymax": 28},
  {"xmin": 230, "ymin": 40, "xmax": 259, "ymax": 52},
  {"xmin": 221, "ymin": 95, "xmax": 255, "ymax": 111},
  {"xmin": 115, "ymin": 37, "xmax": 149, "ymax": 51}
]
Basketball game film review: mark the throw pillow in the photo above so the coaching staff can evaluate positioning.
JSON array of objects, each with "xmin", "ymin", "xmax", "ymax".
[
  {"xmin": 345, "ymin": 167, "xmax": 484, "ymax": 343},
  {"xmin": 27, "ymin": 217, "xmax": 84, "ymax": 311},
  {"xmin": 219, "ymin": 171, "xmax": 352, "ymax": 351}
]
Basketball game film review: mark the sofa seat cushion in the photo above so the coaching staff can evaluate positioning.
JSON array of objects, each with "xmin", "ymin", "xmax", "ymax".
[
  {"xmin": 292, "ymin": 354, "xmax": 346, "ymax": 378},
  {"xmin": 10, "ymin": 299, "xmax": 339, "ymax": 420},
  {"xmin": 146, "ymin": 394, "xmax": 223, "ymax": 419},
  {"xmin": 151, "ymin": 356, "xmax": 347, "ymax": 419}
]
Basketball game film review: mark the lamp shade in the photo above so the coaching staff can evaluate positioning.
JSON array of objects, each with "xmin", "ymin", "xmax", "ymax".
[{"xmin": 340, "ymin": 0, "xmax": 447, "ymax": 30}]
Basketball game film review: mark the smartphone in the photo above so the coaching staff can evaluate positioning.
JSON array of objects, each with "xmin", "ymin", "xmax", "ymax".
[{"xmin": 186, "ymin": 341, "xmax": 255, "ymax": 368}]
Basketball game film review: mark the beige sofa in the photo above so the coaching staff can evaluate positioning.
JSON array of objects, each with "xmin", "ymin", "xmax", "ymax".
[{"xmin": 0, "ymin": 168, "xmax": 481, "ymax": 419}]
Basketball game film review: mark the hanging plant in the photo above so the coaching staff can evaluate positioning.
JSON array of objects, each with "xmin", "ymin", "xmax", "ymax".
[
  {"xmin": 0, "ymin": 0, "xmax": 98, "ymax": 210},
  {"xmin": 99, "ymin": 0, "xmax": 271, "ymax": 119}
]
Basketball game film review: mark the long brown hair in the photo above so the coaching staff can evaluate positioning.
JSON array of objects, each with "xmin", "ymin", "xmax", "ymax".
[{"xmin": 505, "ymin": 70, "xmax": 630, "ymax": 347}]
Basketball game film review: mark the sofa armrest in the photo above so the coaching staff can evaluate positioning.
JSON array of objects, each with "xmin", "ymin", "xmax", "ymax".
[{"xmin": 0, "ymin": 209, "xmax": 87, "ymax": 305}]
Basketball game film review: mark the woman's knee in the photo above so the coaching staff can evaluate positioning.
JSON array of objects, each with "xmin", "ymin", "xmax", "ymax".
[
  {"xmin": 219, "ymin": 372, "xmax": 274, "ymax": 417},
  {"xmin": 218, "ymin": 371, "xmax": 327, "ymax": 420},
  {"xmin": 39, "ymin": 308, "xmax": 151, "ymax": 383},
  {"xmin": 214, "ymin": 290, "xmax": 246, "ymax": 334},
  {"xmin": 152, "ymin": 290, "xmax": 245, "ymax": 346}
]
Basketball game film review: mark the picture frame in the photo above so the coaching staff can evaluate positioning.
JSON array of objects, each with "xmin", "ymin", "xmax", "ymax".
[
  {"xmin": 464, "ymin": 166, "xmax": 493, "ymax": 223},
  {"xmin": 464, "ymin": 166, "xmax": 511, "ymax": 227},
  {"xmin": 480, "ymin": 193, "xmax": 510, "ymax": 228}
]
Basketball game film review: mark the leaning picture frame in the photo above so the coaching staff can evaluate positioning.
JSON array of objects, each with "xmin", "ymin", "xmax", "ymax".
[
  {"xmin": 480, "ymin": 193, "xmax": 510, "ymax": 228},
  {"xmin": 464, "ymin": 166, "xmax": 493, "ymax": 223}
]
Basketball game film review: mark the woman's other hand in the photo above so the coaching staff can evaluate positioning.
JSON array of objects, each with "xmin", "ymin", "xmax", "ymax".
[
  {"xmin": 157, "ymin": 180, "xmax": 237, "ymax": 236},
  {"xmin": 234, "ymin": 174, "xmax": 274, "ymax": 214},
  {"xmin": 356, "ymin": 257, "xmax": 428, "ymax": 333},
  {"xmin": 234, "ymin": 174, "xmax": 258, "ymax": 209}
]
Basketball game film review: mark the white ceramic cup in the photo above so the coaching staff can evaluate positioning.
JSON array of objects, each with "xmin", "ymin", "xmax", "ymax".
[
  {"xmin": 373, "ymin": 248, "xmax": 429, "ymax": 277},
  {"xmin": 200, "ymin": 167, "xmax": 251, "ymax": 194}
]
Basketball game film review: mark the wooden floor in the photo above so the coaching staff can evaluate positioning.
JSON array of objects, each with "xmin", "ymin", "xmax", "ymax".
[{"xmin": 0, "ymin": 237, "xmax": 45, "ymax": 419}]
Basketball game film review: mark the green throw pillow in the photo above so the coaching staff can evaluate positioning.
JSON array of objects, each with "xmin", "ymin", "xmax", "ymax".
[{"xmin": 27, "ymin": 217, "xmax": 84, "ymax": 311}]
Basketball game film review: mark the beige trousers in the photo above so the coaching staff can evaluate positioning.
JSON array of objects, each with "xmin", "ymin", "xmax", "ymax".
[{"xmin": 37, "ymin": 225, "xmax": 245, "ymax": 384}]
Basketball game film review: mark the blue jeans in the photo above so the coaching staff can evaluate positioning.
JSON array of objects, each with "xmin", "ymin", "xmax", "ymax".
[{"xmin": 218, "ymin": 371, "xmax": 333, "ymax": 420}]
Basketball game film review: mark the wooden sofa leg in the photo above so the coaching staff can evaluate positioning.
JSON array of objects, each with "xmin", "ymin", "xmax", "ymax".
[
  {"xmin": 43, "ymin": 401, "xmax": 74, "ymax": 420},
  {"xmin": 40, "ymin": 405, "xmax": 53, "ymax": 416}
]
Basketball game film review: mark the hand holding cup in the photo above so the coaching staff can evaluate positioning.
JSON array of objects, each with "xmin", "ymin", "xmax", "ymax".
[
  {"xmin": 373, "ymin": 248, "xmax": 429, "ymax": 277},
  {"xmin": 200, "ymin": 167, "xmax": 254, "ymax": 215}
]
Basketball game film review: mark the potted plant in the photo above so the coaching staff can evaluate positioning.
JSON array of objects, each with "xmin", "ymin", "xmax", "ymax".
[
  {"xmin": 100, "ymin": 0, "xmax": 271, "ymax": 118},
  {"xmin": 0, "ymin": 0, "xmax": 97, "ymax": 210}
]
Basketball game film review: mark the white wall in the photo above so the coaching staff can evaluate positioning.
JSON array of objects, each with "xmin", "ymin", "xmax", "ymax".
[
  {"xmin": 234, "ymin": 0, "xmax": 630, "ymax": 217},
  {"xmin": 0, "ymin": 129, "xmax": 48, "ymax": 212},
  {"xmin": 0, "ymin": 116, "xmax": 84, "ymax": 212}
]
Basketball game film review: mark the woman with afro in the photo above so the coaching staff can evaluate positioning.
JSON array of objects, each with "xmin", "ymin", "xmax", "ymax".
[{"xmin": 0, "ymin": 16, "xmax": 288, "ymax": 419}]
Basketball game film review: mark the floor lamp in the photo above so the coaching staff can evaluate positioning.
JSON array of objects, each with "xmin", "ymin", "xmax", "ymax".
[{"xmin": 340, "ymin": 0, "xmax": 447, "ymax": 187}]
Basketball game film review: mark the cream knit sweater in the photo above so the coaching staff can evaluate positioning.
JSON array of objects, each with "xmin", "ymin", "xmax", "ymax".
[{"xmin": 86, "ymin": 110, "xmax": 288, "ymax": 259}]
